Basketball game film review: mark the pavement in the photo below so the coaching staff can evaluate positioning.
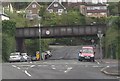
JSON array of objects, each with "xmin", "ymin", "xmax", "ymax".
[{"xmin": 96, "ymin": 59, "xmax": 120, "ymax": 76}]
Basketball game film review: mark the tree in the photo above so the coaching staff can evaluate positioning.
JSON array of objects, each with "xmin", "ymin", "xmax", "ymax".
[
  {"xmin": 42, "ymin": 10, "xmax": 86, "ymax": 26},
  {"xmin": 2, "ymin": 20, "xmax": 16, "ymax": 62},
  {"xmin": 2, "ymin": 20, "xmax": 16, "ymax": 35}
]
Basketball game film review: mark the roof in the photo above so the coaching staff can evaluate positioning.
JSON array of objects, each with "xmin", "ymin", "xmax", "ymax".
[
  {"xmin": 47, "ymin": 0, "xmax": 66, "ymax": 10},
  {"xmin": 0, "ymin": 13, "xmax": 9, "ymax": 18},
  {"xmin": 25, "ymin": 0, "xmax": 41, "ymax": 11}
]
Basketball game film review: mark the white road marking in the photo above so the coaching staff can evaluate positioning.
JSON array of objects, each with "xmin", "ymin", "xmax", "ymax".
[
  {"xmin": 51, "ymin": 65, "xmax": 56, "ymax": 69},
  {"xmin": 93, "ymin": 65, "xmax": 102, "ymax": 68},
  {"xmin": 107, "ymin": 66, "xmax": 110, "ymax": 68},
  {"xmin": 52, "ymin": 67, "xmax": 56, "ymax": 69},
  {"xmin": 30, "ymin": 65, "xmax": 35, "ymax": 68},
  {"xmin": 17, "ymin": 67, "xmax": 21, "ymax": 69},
  {"xmin": 64, "ymin": 67, "xmax": 72, "ymax": 73},
  {"xmin": 24, "ymin": 70, "xmax": 32, "ymax": 77},
  {"xmin": 95, "ymin": 60, "xmax": 100, "ymax": 65},
  {"xmin": 12, "ymin": 65, "xmax": 17, "ymax": 68},
  {"xmin": 117, "ymin": 77, "xmax": 120, "ymax": 79},
  {"xmin": 101, "ymin": 66, "xmax": 110, "ymax": 72}
]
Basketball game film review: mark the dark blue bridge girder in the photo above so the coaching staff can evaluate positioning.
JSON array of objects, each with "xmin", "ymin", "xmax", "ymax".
[{"xmin": 15, "ymin": 24, "xmax": 107, "ymax": 39}]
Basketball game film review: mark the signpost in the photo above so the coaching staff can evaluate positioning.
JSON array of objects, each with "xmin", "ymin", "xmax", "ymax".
[{"xmin": 97, "ymin": 31, "xmax": 103, "ymax": 59}]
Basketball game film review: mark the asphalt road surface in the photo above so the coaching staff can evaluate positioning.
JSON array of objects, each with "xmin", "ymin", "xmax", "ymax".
[{"xmin": 2, "ymin": 46, "xmax": 119, "ymax": 80}]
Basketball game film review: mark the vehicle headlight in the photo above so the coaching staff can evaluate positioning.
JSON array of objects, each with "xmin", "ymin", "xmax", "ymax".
[
  {"xmin": 80, "ymin": 54, "xmax": 84, "ymax": 57},
  {"xmin": 91, "ymin": 55, "xmax": 94, "ymax": 57}
]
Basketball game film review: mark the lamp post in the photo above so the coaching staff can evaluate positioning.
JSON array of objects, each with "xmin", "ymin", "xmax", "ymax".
[
  {"xmin": 38, "ymin": 16, "xmax": 41, "ymax": 60},
  {"xmin": 97, "ymin": 31, "xmax": 103, "ymax": 60}
]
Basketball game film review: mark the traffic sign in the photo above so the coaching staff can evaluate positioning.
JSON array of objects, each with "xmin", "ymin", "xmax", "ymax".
[{"xmin": 46, "ymin": 30, "xmax": 50, "ymax": 35}]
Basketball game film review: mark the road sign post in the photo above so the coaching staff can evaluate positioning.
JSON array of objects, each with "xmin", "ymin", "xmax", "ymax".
[{"xmin": 97, "ymin": 31, "xmax": 103, "ymax": 60}]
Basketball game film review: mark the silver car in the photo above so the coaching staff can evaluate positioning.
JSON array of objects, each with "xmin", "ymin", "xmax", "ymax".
[
  {"xmin": 21, "ymin": 53, "xmax": 29, "ymax": 61},
  {"xmin": 9, "ymin": 52, "xmax": 22, "ymax": 62}
]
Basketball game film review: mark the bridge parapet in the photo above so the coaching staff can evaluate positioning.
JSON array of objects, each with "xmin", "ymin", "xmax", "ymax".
[{"xmin": 15, "ymin": 24, "xmax": 107, "ymax": 38}]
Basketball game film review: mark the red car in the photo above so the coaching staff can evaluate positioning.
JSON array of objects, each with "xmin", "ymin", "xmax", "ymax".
[{"xmin": 78, "ymin": 46, "xmax": 95, "ymax": 62}]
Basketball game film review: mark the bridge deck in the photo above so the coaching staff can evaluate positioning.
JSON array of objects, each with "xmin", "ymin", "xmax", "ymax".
[{"xmin": 15, "ymin": 24, "xmax": 107, "ymax": 38}]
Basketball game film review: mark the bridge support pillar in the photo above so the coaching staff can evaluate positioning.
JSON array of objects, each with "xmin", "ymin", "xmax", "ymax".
[{"xmin": 16, "ymin": 38, "xmax": 25, "ymax": 53}]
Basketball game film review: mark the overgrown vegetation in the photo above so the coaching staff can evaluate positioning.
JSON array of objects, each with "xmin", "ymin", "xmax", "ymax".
[
  {"xmin": 2, "ymin": 20, "xmax": 16, "ymax": 62},
  {"xmin": 103, "ymin": 16, "xmax": 119, "ymax": 59}
]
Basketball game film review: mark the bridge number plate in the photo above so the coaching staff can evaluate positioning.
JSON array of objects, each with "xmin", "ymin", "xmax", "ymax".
[{"xmin": 46, "ymin": 30, "xmax": 50, "ymax": 35}]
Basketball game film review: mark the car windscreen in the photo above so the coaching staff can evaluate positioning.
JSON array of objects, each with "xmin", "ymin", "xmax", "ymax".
[
  {"xmin": 10, "ymin": 53, "xmax": 20, "ymax": 56},
  {"xmin": 82, "ymin": 48, "xmax": 93, "ymax": 53}
]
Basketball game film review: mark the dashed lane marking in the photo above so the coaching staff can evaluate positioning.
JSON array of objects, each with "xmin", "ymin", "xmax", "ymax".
[
  {"xmin": 24, "ymin": 70, "xmax": 32, "ymax": 77},
  {"xmin": 17, "ymin": 67, "xmax": 21, "ymax": 69},
  {"xmin": 30, "ymin": 65, "xmax": 35, "ymax": 68},
  {"xmin": 52, "ymin": 67, "xmax": 56, "ymax": 69},
  {"xmin": 92, "ymin": 65, "xmax": 102, "ymax": 68},
  {"xmin": 12, "ymin": 65, "xmax": 17, "ymax": 68}
]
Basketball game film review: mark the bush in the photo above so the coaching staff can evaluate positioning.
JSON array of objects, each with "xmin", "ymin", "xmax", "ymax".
[{"xmin": 2, "ymin": 34, "xmax": 15, "ymax": 62}]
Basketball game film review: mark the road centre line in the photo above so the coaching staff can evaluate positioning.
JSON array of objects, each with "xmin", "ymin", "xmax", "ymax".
[
  {"xmin": 30, "ymin": 65, "xmax": 35, "ymax": 68},
  {"xmin": 17, "ymin": 67, "xmax": 21, "ymax": 69},
  {"xmin": 12, "ymin": 65, "xmax": 17, "ymax": 68},
  {"xmin": 24, "ymin": 70, "xmax": 32, "ymax": 77}
]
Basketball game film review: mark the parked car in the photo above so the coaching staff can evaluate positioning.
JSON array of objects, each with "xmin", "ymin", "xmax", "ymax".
[
  {"xmin": 31, "ymin": 56, "xmax": 37, "ymax": 61},
  {"xmin": 45, "ymin": 51, "xmax": 52, "ymax": 57},
  {"xmin": 9, "ymin": 52, "xmax": 22, "ymax": 62},
  {"xmin": 78, "ymin": 46, "xmax": 95, "ymax": 62},
  {"xmin": 21, "ymin": 53, "xmax": 28, "ymax": 62}
]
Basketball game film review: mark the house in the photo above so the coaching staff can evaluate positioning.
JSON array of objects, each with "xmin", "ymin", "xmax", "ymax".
[
  {"xmin": 0, "ymin": 6, "xmax": 9, "ymax": 20},
  {"xmin": 0, "ymin": 13, "xmax": 9, "ymax": 20},
  {"xmin": 25, "ymin": 0, "xmax": 41, "ymax": 20},
  {"xmin": 46, "ymin": 0, "xmax": 67, "ymax": 15},
  {"xmin": 80, "ymin": 3, "xmax": 108, "ymax": 18}
]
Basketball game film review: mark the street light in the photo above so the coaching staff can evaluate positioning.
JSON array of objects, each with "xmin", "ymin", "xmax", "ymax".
[
  {"xmin": 38, "ymin": 16, "xmax": 41, "ymax": 60},
  {"xmin": 97, "ymin": 31, "xmax": 103, "ymax": 60}
]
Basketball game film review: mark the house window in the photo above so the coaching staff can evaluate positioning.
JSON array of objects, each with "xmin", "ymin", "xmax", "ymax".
[
  {"xmin": 54, "ymin": 3, "xmax": 58, "ymax": 7},
  {"xmin": 27, "ymin": 10, "xmax": 32, "ymax": 14},
  {"xmin": 58, "ymin": 9, "xmax": 63, "ymax": 13},
  {"xmin": 87, "ymin": 7, "xmax": 91, "ymax": 10},
  {"xmin": 32, "ymin": 4, "xmax": 36, "ymax": 8},
  {"xmin": 100, "ymin": 6, "xmax": 107, "ymax": 10},
  {"xmin": 93, "ymin": 7, "xmax": 100, "ymax": 10},
  {"xmin": 49, "ymin": 9, "xmax": 53, "ymax": 13}
]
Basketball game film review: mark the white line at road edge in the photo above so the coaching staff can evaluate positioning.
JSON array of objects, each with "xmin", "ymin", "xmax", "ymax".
[{"xmin": 24, "ymin": 70, "xmax": 32, "ymax": 77}]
